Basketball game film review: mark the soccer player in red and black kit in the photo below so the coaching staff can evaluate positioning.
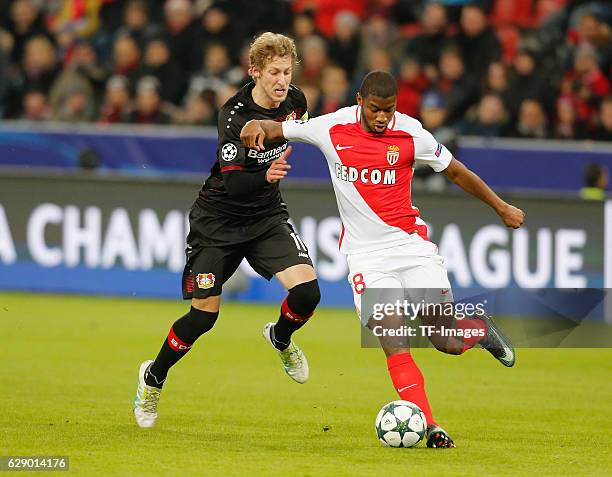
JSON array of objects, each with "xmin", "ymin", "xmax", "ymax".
[{"xmin": 133, "ymin": 33, "xmax": 319, "ymax": 428}]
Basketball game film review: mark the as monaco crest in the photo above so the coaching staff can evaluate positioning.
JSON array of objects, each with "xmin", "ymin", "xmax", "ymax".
[
  {"xmin": 285, "ymin": 111, "xmax": 297, "ymax": 121},
  {"xmin": 387, "ymin": 145, "xmax": 400, "ymax": 166}
]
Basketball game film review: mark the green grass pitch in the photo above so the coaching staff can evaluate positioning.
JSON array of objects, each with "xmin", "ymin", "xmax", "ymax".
[{"xmin": 1, "ymin": 292, "xmax": 611, "ymax": 476}]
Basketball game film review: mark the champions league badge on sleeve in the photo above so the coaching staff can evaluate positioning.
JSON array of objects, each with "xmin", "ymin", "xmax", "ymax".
[{"xmin": 221, "ymin": 143, "xmax": 238, "ymax": 161}]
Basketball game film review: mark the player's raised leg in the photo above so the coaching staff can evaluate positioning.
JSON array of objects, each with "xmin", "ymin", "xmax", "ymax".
[
  {"xmin": 246, "ymin": 224, "xmax": 319, "ymax": 383},
  {"xmin": 418, "ymin": 298, "xmax": 516, "ymax": 367},
  {"xmin": 428, "ymin": 312, "xmax": 515, "ymax": 367},
  {"xmin": 398, "ymin": 253, "xmax": 516, "ymax": 366}
]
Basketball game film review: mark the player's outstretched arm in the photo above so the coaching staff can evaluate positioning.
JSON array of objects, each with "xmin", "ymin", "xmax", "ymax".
[
  {"xmin": 241, "ymin": 120, "xmax": 285, "ymax": 151},
  {"xmin": 442, "ymin": 158, "xmax": 525, "ymax": 228}
]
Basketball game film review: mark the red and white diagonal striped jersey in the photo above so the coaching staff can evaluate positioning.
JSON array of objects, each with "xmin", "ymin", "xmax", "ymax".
[{"xmin": 282, "ymin": 105, "xmax": 452, "ymax": 255}]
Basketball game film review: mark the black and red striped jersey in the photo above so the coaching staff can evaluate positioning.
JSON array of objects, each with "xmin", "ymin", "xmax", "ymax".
[{"xmin": 197, "ymin": 81, "xmax": 307, "ymax": 220}]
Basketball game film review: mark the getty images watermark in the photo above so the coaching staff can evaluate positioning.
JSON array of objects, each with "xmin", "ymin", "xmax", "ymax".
[
  {"xmin": 360, "ymin": 288, "xmax": 612, "ymax": 348},
  {"xmin": 370, "ymin": 300, "xmax": 487, "ymax": 340}
]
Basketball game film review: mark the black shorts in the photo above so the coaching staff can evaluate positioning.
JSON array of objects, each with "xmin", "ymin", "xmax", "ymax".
[{"xmin": 182, "ymin": 221, "xmax": 313, "ymax": 299}]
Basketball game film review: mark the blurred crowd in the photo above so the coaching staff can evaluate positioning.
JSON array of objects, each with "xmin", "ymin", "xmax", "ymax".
[{"xmin": 0, "ymin": 0, "xmax": 611, "ymax": 142}]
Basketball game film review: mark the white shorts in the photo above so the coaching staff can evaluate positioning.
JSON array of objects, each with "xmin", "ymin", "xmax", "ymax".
[{"xmin": 346, "ymin": 235, "xmax": 453, "ymax": 326}]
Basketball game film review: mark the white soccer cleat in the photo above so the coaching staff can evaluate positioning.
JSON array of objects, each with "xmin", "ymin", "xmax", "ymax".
[
  {"xmin": 262, "ymin": 323, "xmax": 309, "ymax": 384},
  {"xmin": 133, "ymin": 360, "xmax": 162, "ymax": 428}
]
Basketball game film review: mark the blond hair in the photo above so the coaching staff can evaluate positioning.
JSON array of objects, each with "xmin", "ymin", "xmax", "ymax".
[{"xmin": 248, "ymin": 32, "xmax": 298, "ymax": 74}]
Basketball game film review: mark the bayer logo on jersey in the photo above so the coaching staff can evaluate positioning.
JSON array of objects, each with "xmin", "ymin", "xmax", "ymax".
[{"xmin": 221, "ymin": 143, "xmax": 238, "ymax": 161}]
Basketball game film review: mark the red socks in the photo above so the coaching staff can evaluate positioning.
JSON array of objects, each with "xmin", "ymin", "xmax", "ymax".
[
  {"xmin": 385, "ymin": 320, "xmax": 488, "ymax": 428},
  {"xmin": 455, "ymin": 318, "xmax": 487, "ymax": 353},
  {"xmin": 387, "ymin": 352, "xmax": 435, "ymax": 427}
]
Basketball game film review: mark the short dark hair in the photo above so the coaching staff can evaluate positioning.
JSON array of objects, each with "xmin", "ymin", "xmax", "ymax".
[
  {"xmin": 126, "ymin": 0, "xmax": 148, "ymax": 12},
  {"xmin": 584, "ymin": 163, "xmax": 604, "ymax": 188},
  {"xmin": 359, "ymin": 70, "xmax": 397, "ymax": 99}
]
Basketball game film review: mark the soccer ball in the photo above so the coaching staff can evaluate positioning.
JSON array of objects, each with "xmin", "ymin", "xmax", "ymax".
[{"xmin": 375, "ymin": 400, "xmax": 427, "ymax": 448}]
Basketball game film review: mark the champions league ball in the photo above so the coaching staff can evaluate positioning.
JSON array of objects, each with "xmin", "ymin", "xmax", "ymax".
[{"xmin": 375, "ymin": 400, "xmax": 427, "ymax": 448}]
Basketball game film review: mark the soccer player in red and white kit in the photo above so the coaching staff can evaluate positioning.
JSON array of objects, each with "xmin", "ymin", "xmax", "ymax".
[{"xmin": 241, "ymin": 70, "xmax": 525, "ymax": 448}]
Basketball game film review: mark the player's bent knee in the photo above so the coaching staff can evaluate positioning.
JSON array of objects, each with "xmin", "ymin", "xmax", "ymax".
[
  {"xmin": 189, "ymin": 307, "xmax": 219, "ymax": 334},
  {"xmin": 191, "ymin": 295, "xmax": 221, "ymax": 313},
  {"xmin": 287, "ymin": 279, "xmax": 321, "ymax": 317},
  {"xmin": 431, "ymin": 339, "xmax": 462, "ymax": 355},
  {"xmin": 173, "ymin": 307, "xmax": 219, "ymax": 342}
]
